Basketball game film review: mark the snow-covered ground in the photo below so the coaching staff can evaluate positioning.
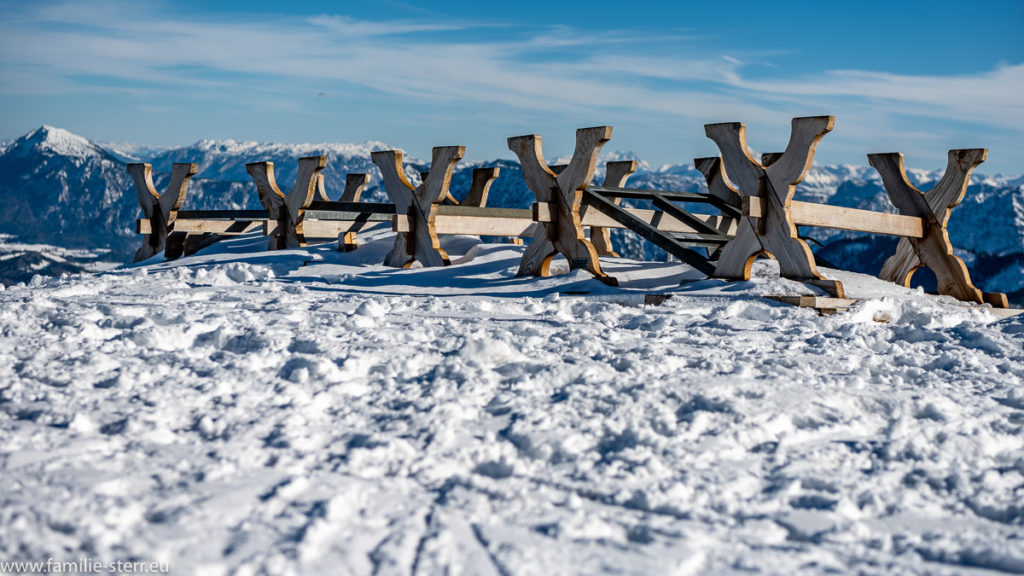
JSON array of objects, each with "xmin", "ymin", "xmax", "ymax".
[{"xmin": 1, "ymin": 229, "xmax": 1022, "ymax": 575}]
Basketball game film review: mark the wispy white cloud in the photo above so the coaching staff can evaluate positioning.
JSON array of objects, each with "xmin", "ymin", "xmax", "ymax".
[{"xmin": 0, "ymin": 0, "xmax": 1021, "ymax": 169}]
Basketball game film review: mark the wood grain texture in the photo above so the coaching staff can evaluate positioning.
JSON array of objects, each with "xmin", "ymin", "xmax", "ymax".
[
  {"xmin": 871, "ymin": 149, "xmax": 1006, "ymax": 306},
  {"xmin": 128, "ymin": 162, "xmax": 198, "ymax": 262},
  {"xmin": 393, "ymin": 208, "xmax": 534, "ymax": 236},
  {"xmin": 707, "ymin": 116, "xmax": 844, "ymax": 297},
  {"xmin": 372, "ymin": 147, "xmax": 464, "ymax": 268},
  {"xmin": 744, "ymin": 196, "xmax": 925, "ymax": 237},
  {"xmin": 509, "ymin": 127, "xmax": 615, "ymax": 284},
  {"xmin": 461, "ymin": 167, "xmax": 501, "ymax": 208},
  {"xmin": 246, "ymin": 156, "xmax": 327, "ymax": 250},
  {"xmin": 591, "ymin": 160, "xmax": 637, "ymax": 256}
]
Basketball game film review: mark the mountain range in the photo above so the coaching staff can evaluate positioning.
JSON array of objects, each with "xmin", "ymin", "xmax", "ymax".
[{"xmin": 0, "ymin": 125, "xmax": 1021, "ymax": 303}]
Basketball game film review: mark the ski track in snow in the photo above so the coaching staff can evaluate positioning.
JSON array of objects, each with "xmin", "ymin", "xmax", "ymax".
[{"xmin": 1, "ymin": 231, "xmax": 1023, "ymax": 576}]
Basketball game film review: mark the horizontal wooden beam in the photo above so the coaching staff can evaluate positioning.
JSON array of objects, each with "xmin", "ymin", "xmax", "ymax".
[
  {"xmin": 176, "ymin": 210, "xmax": 268, "ymax": 219},
  {"xmin": 263, "ymin": 219, "xmax": 390, "ymax": 238},
  {"xmin": 138, "ymin": 219, "xmax": 265, "ymax": 235},
  {"xmin": 393, "ymin": 206, "xmax": 536, "ymax": 237},
  {"xmin": 307, "ymin": 201, "xmax": 396, "ymax": 215},
  {"xmin": 744, "ymin": 196, "xmax": 925, "ymax": 238},
  {"xmin": 303, "ymin": 209, "xmax": 394, "ymax": 222},
  {"xmin": 533, "ymin": 203, "xmax": 736, "ymax": 236}
]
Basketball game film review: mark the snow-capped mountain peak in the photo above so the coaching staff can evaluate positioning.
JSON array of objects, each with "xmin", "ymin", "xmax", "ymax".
[{"xmin": 14, "ymin": 125, "xmax": 106, "ymax": 159}]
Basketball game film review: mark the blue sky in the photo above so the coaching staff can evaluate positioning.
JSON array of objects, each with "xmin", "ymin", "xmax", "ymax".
[{"xmin": 1, "ymin": 0, "xmax": 1022, "ymax": 173}]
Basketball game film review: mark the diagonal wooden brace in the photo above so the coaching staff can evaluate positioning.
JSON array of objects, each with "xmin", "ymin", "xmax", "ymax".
[
  {"xmin": 246, "ymin": 156, "xmax": 327, "ymax": 250},
  {"xmin": 372, "ymin": 146, "xmax": 464, "ymax": 268},
  {"xmin": 706, "ymin": 116, "xmax": 844, "ymax": 297},
  {"xmin": 871, "ymin": 150, "xmax": 1008, "ymax": 307},
  {"xmin": 590, "ymin": 160, "xmax": 637, "ymax": 257},
  {"xmin": 128, "ymin": 162, "xmax": 198, "ymax": 262},
  {"xmin": 509, "ymin": 126, "xmax": 616, "ymax": 285}
]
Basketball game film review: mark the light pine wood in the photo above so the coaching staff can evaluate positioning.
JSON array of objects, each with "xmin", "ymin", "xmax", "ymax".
[
  {"xmin": 707, "ymin": 116, "xmax": 845, "ymax": 298},
  {"xmin": 393, "ymin": 207, "xmax": 534, "ymax": 236},
  {"xmin": 246, "ymin": 156, "xmax": 327, "ymax": 250},
  {"xmin": 128, "ymin": 162, "xmax": 198, "ymax": 262},
  {"xmin": 766, "ymin": 295, "xmax": 858, "ymax": 315},
  {"xmin": 509, "ymin": 127, "xmax": 615, "ymax": 284},
  {"xmin": 744, "ymin": 196, "xmax": 925, "ymax": 237},
  {"xmin": 461, "ymin": 167, "xmax": 501, "ymax": 207},
  {"xmin": 871, "ymin": 149, "xmax": 1007, "ymax": 307},
  {"xmin": 372, "ymin": 147, "xmax": 464, "ymax": 268},
  {"xmin": 591, "ymin": 160, "xmax": 637, "ymax": 256},
  {"xmin": 138, "ymin": 218, "xmax": 265, "ymax": 235}
]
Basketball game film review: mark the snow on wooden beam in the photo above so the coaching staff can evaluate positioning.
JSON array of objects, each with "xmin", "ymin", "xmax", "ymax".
[{"xmin": 128, "ymin": 162, "xmax": 198, "ymax": 262}]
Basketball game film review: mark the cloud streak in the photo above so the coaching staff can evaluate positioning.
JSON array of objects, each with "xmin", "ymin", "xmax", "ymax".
[{"xmin": 0, "ymin": 1, "xmax": 1021, "ymax": 170}]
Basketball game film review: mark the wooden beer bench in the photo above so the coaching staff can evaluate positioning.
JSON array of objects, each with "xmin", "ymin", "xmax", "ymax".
[
  {"xmin": 705, "ymin": 115, "xmax": 1008, "ymax": 307},
  {"xmin": 132, "ymin": 156, "xmax": 389, "ymax": 259}
]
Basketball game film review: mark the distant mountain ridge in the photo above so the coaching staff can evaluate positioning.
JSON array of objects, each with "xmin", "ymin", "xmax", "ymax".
[{"xmin": 1, "ymin": 126, "xmax": 1021, "ymax": 302}]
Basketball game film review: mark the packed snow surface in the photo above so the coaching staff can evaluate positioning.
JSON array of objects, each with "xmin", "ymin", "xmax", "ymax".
[{"xmin": 1, "ymin": 230, "xmax": 1023, "ymax": 575}]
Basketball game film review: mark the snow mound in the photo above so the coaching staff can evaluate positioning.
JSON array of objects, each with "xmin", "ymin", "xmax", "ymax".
[{"xmin": 0, "ymin": 233, "xmax": 1022, "ymax": 575}]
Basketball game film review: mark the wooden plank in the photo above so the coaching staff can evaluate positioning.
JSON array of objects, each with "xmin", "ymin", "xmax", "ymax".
[
  {"xmin": 174, "ymin": 219, "xmax": 264, "ymax": 235},
  {"xmin": 534, "ymin": 202, "xmax": 737, "ymax": 235},
  {"xmin": 307, "ymin": 201, "xmax": 396, "ymax": 214},
  {"xmin": 393, "ymin": 212, "xmax": 535, "ymax": 236},
  {"xmin": 766, "ymin": 295, "xmax": 859, "ymax": 308},
  {"xmin": 176, "ymin": 209, "xmax": 268, "ymax": 219},
  {"xmin": 744, "ymin": 196, "xmax": 925, "ymax": 238},
  {"xmin": 139, "ymin": 218, "xmax": 265, "ymax": 236},
  {"xmin": 303, "ymin": 209, "xmax": 394, "ymax": 222}
]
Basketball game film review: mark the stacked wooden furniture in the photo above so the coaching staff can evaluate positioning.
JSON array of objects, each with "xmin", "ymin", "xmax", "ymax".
[
  {"xmin": 371, "ymin": 146, "xmax": 535, "ymax": 268},
  {"xmin": 131, "ymin": 157, "xmax": 388, "ymax": 261},
  {"xmin": 705, "ymin": 115, "xmax": 1008, "ymax": 308},
  {"xmin": 509, "ymin": 126, "xmax": 741, "ymax": 285},
  {"xmin": 128, "ymin": 122, "xmax": 1011, "ymax": 313}
]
